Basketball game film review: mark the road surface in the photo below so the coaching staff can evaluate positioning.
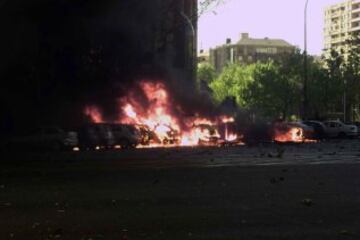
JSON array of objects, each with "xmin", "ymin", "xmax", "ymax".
[{"xmin": 1, "ymin": 140, "xmax": 360, "ymax": 239}]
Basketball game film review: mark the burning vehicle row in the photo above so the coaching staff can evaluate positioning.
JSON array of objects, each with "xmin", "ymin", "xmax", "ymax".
[{"xmin": 84, "ymin": 80, "xmax": 241, "ymax": 149}]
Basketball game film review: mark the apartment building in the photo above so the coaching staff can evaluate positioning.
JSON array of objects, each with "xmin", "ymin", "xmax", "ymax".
[
  {"xmin": 324, "ymin": 0, "xmax": 360, "ymax": 53},
  {"xmin": 209, "ymin": 33, "xmax": 295, "ymax": 73}
]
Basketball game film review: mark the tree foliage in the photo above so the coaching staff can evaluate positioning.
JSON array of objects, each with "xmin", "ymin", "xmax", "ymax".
[
  {"xmin": 244, "ymin": 55, "xmax": 302, "ymax": 119},
  {"xmin": 204, "ymin": 44, "xmax": 360, "ymax": 121},
  {"xmin": 210, "ymin": 63, "xmax": 255, "ymax": 107}
]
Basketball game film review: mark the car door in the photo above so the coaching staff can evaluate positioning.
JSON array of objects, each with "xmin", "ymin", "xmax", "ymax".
[{"xmin": 325, "ymin": 122, "xmax": 338, "ymax": 137}]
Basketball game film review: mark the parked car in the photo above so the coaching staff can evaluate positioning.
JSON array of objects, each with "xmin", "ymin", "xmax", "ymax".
[
  {"xmin": 302, "ymin": 120, "xmax": 327, "ymax": 139},
  {"xmin": 77, "ymin": 123, "xmax": 114, "ymax": 150},
  {"xmin": 6, "ymin": 126, "xmax": 78, "ymax": 151},
  {"xmin": 194, "ymin": 124, "xmax": 221, "ymax": 145},
  {"xmin": 289, "ymin": 122, "xmax": 315, "ymax": 139},
  {"xmin": 109, "ymin": 123, "xmax": 141, "ymax": 148},
  {"xmin": 323, "ymin": 120, "xmax": 358, "ymax": 138},
  {"xmin": 270, "ymin": 120, "xmax": 314, "ymax": 142},
  {"xmin": 345, "ymin": 122, "xmax": 360, "ymax": 137}
]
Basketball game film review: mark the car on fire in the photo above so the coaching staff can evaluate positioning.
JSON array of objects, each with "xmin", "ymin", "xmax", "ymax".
[
  {"xmin": 6, "ymin": 126, "xmax": 78, "ymax": 151},
  {"xmin": 271, "ymin": 121, "xmax": 314, "ymax": 143},
  {"xmin": 109, "ymin": 123, "xmax": 141, "ymax": 148},
  {"xmin": 194, "ymin": 124, "xmax": 221, "ymax": 145},
  {"xmin": 289, "ymin": 122, "xmax": 315, "ymax": 139},
  {"xmin": 77, "ymin": 123, "xmax": 115, "ymax": 150},
  {"xmin": 323, "ymin": 120, "xmax": 358, "ymax": 138}
]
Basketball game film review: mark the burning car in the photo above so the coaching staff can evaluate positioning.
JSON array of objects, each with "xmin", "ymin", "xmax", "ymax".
[
  {"xmin": 271, "ymin": 121, "xmax": 314, "ymax": 143},
  {"xmin": 109, "ymin": 124, "xmax": 141, "ymax": 148},
  {"xmin": 193, "ymin": 124, "xmax": 221, "ymax": 145},
  {"xmin": 77, "ymin": 123, "xmax": 114, "ymax": 150}
]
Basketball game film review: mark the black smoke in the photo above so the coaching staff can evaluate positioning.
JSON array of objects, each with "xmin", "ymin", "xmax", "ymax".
[{"xmin": 1, "ymin": 0, "xmax": 215, "ymax": 134}]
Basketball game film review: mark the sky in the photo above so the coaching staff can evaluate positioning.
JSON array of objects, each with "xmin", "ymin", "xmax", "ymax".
[{"xmin": 198, "ymin": 0, "xmax": 343, "ymax": 55}]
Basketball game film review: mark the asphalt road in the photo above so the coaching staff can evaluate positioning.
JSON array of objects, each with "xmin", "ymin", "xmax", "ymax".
[{"xmin": 1, "ymin": 140, "xmax": 360, "ymax": 239}]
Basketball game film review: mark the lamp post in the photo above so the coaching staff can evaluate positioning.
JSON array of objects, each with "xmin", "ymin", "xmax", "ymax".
[
  {"xmin": 303, "ymin": 0, "xmax": 309, "ymax": 120},
  {"xmin": 180, "ymin": 11, "xmax": 197, "ymax": 82}
]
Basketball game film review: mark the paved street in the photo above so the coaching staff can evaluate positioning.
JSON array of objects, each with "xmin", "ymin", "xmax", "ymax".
[{"xmin": 1, "ymin": 140, "xmax": 360, "ymax": 239}]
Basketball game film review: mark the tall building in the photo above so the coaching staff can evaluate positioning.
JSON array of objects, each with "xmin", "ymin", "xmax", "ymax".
[
  {"xmin": 209, "ymin": 33, "xmax": 295, "ymax": 73},
  {"xmin": 324, "ymin": 0, "xmax": 360, "ymax": 53},
  {"xmin": 0, "ymin": 0, "xmax": 198, "ymax": 130}
]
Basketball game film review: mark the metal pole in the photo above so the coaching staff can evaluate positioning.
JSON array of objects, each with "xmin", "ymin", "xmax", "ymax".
[
  {"xmin": 180, "ymin": 11, "xmax": 197, "ymax": 82},
  {"xmin": 344, "ymin": 78, "xmax": 347, "ymax": 122},
  {"xmin": 303, "ymin": 0, "xmax": 309, "ymax": 120}
]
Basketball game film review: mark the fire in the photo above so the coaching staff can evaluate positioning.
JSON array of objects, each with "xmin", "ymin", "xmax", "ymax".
[
  {"xmin": 84, "ymin": 80, "xmax": 242, "ymax": 148},
  {"xmin": 221, "ymin": 116, "xmax": 235, "ymax": 123},
  {"xmin": 85, "ymin": 106, "xmax": 103, "ymax": 123},
  {"xmin": 274, "ymin": 127, "xmax": 304, "ymax": 143},
  {"xmin": 225, "ymin": 134, "xmax": 238, "ymax": 142}
]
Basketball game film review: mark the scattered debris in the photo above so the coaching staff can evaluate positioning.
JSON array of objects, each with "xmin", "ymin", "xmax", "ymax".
[
  {"xmin": 326, "ymin": 152, "xmax": 337, "ymax": 156},
  {"xmin": 339, "ymin": 229, "xmax": 351, "ymax": 236},
  {"xmin": 270, "ymin": 178, "xmax": 277, "ymax": 184},
  {"xmin": 32, "ymin": 222, "xmax": 40, "ymax": 229},
  {"xmin": 301, "ymin": 198, "xmax": 313, "ymax": 207},
  {"xmin": 52, "ymin": 228, "xmax": 63, "ymax": 239}
]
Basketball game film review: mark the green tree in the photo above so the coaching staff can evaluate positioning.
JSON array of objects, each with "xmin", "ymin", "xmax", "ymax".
[
  {"xmin": 322, "ymin": 49, "xmax": 345, "ymax": 119},
  {"xmin": 343, "ymin": 34, "xmax": 360, "ymax": 121},
  {"xmin": 243, "ymin": 51, "xmax": 303, "ymax": 119},
  {"xmin": 197, "ymin": 63, "xmax": 216, "ymax": 84},
  {"xmin": 209, "ymin": 63, "xmax": 255, "ymax": 107},
  {"xmin": 307, "ymin": 57, "xmax": 330, "ymax": 119}
]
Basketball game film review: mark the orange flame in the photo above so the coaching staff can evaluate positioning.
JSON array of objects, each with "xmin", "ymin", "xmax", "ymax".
[
  {"xmin": 274, "ymin": 127, "xmax": 304, "ymax": 143},
  {"xmin": 85, "ymin": 80, "xmax": 238, "ymax": 148}
]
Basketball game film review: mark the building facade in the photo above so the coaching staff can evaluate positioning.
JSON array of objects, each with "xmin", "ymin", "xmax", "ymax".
[
  {"xmin": 324, "ymin": 0, "xmax": 360, "ymax": 54},
  {"xmin": 209, "ymin": 33, "xmax": 295, "ymax": 72}
]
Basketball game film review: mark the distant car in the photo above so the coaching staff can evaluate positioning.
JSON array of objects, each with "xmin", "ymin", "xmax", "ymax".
[
  {"xmin": 345, "ymin": 122, "xmax": 360, "ymax": 137},
  {"xmin": 302, "ymin": 120, "xmax": 327, "ymax": 139},
  {"xmin": 109, "ymin": 123, "xmax": 141, "ymax": 148},
  {"xmin": 323, "ymin": 120, "xmax": 358, "ymax": 138},
  {"xmin": 6, "ymin": 126, "xmax": 78, "ymax": 151}
]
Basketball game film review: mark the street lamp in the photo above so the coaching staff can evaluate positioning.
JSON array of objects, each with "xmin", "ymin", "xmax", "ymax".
[
  {"xmin": 180, "ymin": 11, "xmax": 197, "ymax": 82},
  {"xmin": 303, "ymin": 0, "xmax": 309, "ymax": 120}
]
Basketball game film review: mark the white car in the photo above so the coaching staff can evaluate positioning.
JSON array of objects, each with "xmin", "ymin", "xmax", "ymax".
[{"xmin": 323, "ymin": 120, "xmax": 358, "ymax": 138}]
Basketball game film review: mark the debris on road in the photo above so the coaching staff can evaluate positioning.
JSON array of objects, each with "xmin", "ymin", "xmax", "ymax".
[{"xmin": 301, "ymin": 198, "xmax": 313, "ymax": 207}]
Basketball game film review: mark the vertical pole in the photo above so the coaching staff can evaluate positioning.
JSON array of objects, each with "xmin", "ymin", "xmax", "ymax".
[{"xmin": 303, "ymin": 0, "xmax": 309, "ymax": 120}]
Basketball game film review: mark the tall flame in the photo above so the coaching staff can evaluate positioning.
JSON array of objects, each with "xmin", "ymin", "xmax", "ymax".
[{"xmin": 84, "ymin": 80, "xmax": 241, "ymax": 147}]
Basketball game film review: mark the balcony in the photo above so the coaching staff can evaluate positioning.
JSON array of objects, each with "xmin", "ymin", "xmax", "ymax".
[
  {"xmin": 351, "ymin": 16, "xmax": 360, "ymax": 22},
  {"xmin": 351, "ymin": 25, "xmax": 360, "ymax": 31},
  {"xmin": 352, "ymin": 7, "xmax": 360, "ymax": 14}
]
